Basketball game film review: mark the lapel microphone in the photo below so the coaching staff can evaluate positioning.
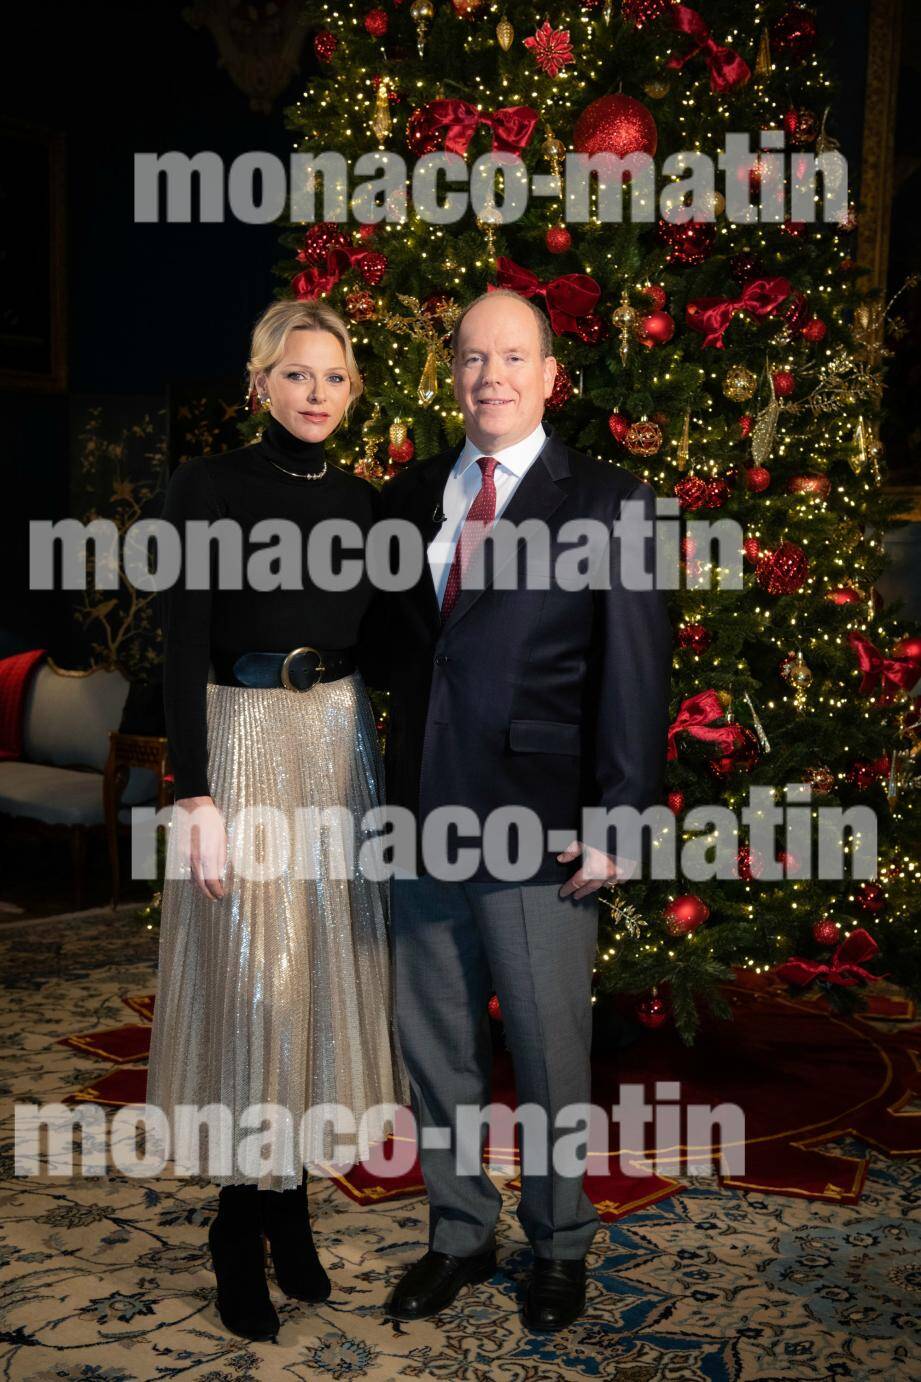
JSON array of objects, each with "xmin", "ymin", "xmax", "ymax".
[{"xmin": 432, "ymin": 502, "xmax": 446, "ymax": 524}]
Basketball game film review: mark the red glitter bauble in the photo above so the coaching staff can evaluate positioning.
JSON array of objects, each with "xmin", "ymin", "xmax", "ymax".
[
  {"xmin": 657, "ymin": 217, "xmax": 716, "ymax": 266},
  {"xmin": 756, "ymin": 540, "xmax": 809, "ymax": 595},
  {"xmin": 788, "ymin": 474, "xmax": 831, "ymax": 499},
  {"xmin": 705, "ymin": 479, "xmax": 729, "ymax": 508},
  {"xmin": 664, "ymin": 894, "xmax": 710, "ymax": 937},
  {"xmin": 743, "ymin": 537, "xmax": 761, "ymax": 562},
  {"xmin": 855, "ymin": 881, "xmax": 886, "ymax": 915},
  {"xmin": 608, "ymin": 411, "xmax": 630, "ymax": 443},
  {"xmin": 674, "ymin": 475, "xmax": 709, "ymax": 510},
  {"xmin": 745, "ymin": 466, "xmax": 772, "ymax": 494},
  {"xmin": 313, "ymin": 30, "xmax": 338, "ymax": 62},
  {"xmin": 345, "ymin": 289, "xmax": 376, "ymax": 321},
  {"xmin": 641, "ymin": 283, "xmax": 668, "ymax": 310},
  {"xmin": 678, "ymin": 622, "xmax": 711, "ymax": 655},
  {"xmin": 573, "ymin": 95, "xmax": 658, "ymax": 163},
  {"xmin": 406, "ymin": 106, "xmax": 441, "ymax": 156},
  {"xmin": 487, "ymin": 993, "xmax": 503, "ymax": 1022},
  {"xmin": 636, "ymin": 994, "xmax": 670, "ymax": 1029},
  {"xmin": 637, "ymin": 310, "xmax": 675, "ymax": 347},
  {"xmin": 804, "ymin": 765, "xmax": 836, "ymax": 796},
  {"xmin": 388, "ymin": 440, "xmax": 415, "ymax": 463},
  {"xmin": 364, "ymin": 7, "xmax": 389, "ymax": 37},
  {"xmin": 739, "ymin": 414, "xmax": 753, "ymax": 439},
  {"xmin": 546, "ymin": 362, "xmax": 573, "ymax": 410},
  {"xmin": 737, "ymin": 844, "xmax": 766, "ymax": 881},
  {"xmin": 781, "ymin": 291, "xmax": 811, "ymax": 334},
  {"xmin": 813, "ymin": 917, "xmax": 842, "ymax": 947},
  {"xmin": 545, "ymin": 225, "xmax": 572, "ymax": 254},
  {"xmin": 360, "ymin": 252, "xmax": 388, "ymax": 285},
  {"xmin": 893, "ymin": 636, "xmax": 921, "ymax": 660},
  {"xmin": 772, "ymin": 370, "xmax": 796, "ymax": 398},
  {"xmin": 301, "ymin": 221, "xmax": 351, "ymax": 265},
  {"xmin": 771, "ymin": 6, "xmax": 818, "ymax": 63},
  {"xmin": 357, "ymin": 223, "xmax": 377, "ymax": 243},
  {"xmin": 667, "ymin": 790, "xmax": 685, "ymax": 815},
  {"xmin": 801, "ymin": 317, "xmax": 827, "ymax": 343}
]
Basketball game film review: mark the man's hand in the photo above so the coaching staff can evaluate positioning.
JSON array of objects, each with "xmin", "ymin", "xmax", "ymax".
[
  {"xmin": 556, "ymin": 841, "xmax": 637, "ymax": 900},
  {"xmin": 175, "ymin": 795, "xmax": 227, "ymax": 901}
]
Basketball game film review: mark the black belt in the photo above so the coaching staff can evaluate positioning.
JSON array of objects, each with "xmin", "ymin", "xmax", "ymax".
[{"xmin": 214, "ymin": 646, "xmax": 357, "ymax": 691}]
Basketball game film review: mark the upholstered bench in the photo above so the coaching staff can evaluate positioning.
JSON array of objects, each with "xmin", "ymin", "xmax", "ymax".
[{"xmin": 0, "ymin": 660, "xmax": 168, "ymax": 908}]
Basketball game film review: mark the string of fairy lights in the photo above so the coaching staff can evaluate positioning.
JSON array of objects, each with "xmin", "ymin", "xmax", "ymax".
[{"xmin": 251, "ymin": 0, "xmax": 920, "ymax": 1025}]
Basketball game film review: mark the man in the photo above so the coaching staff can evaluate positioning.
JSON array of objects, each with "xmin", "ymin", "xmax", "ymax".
[{"xmin": 375, "ymin": 289, "xmax": 672, "ymax": 1331}]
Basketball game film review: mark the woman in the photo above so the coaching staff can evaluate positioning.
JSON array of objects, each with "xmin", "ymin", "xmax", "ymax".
[{"xmin": 146, "ymin": 299, "xmax": 407, "ymax": 1343}]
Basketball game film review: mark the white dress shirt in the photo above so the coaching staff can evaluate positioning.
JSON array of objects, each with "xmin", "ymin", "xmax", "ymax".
[{"xmin": 427, "ymin": 419, "xmax": 549, "ymax": 607}]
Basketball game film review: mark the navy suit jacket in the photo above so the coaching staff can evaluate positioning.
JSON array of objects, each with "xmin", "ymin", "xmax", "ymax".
[{"xmin": 365, "ymin": 422, "xmax": 673, "ymax": 883}]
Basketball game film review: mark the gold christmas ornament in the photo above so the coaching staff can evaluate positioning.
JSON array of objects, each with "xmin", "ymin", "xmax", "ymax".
[
  {"xmin": 675, "ymin": 409, "xmax": 690, "ymax": 470},
  {"xmin": 418, "ymin": 347, "xmax": 439, "ymax": 406},
  {"xmin": 496, "ymin": 15, "xmax": 514, "ymax": 50},
  {"xmin": 754, "ymin": 26, "xmax": 772, "ymax": 79},
  {"xmin": 410, "ymin": 0, "xmax": 434, "ymax": 55},
  {"xmin": 643, "ymin": 77, "xmax": 671, "ymax": 100},
  {"xmin": 389, "ymin": 419, "xmax": 408, "ymax": 448},
  {"xmin": 781, "ymin": 649, "xmax": 813, "ymax": 711},
  {"xmin": 742, "ymin": 690, "xmax": 771, "ymax": 754},
  {"xmin": 625, "ymin": 419, "xmax": 663, "ymax": 457},
  {"xmin": 611, "ymin": 289, "xmax": 639, "ymax": 367},
  {"xmin": 723, "ymin": 364, "xmax": 758, "ymax": 402},
  {"xmin": 371, "ymin": 79, "xmax": 392, "ymax": 143},
  {"xmin": 804, "ymin": 764, "xmax": 835, "ymax": 795}
]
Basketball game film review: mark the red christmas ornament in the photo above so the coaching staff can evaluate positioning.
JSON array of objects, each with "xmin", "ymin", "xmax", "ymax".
[
  {"xmin": 364, "ymin": 8, "xmax": 389, "ymax": 37},
  {"xmin": 625, "ymin": 420, "xmax": 663, "ymax": 456},
  {"xmin": 487, "ymin": 993, "xmax": 503, "ymax": 1021},
  {"xmin": 637, "ymin": 310, "xmax": 675, "ymax": 347},
  {"xmin": 743, "ymin": 537, "xmax": 761, "ymax": 562},
  {"xmin": 788, "ymin": 474, "xmax": 831, "ymax": 499},
  {"xmin": 360, "ymin": 252, "xmax": 388, "ymax": 285},
  {"xmin": 622, "ymin": 0, "xmax": 672, "ymax": 26},
  {"xmin": 300, "ymin": 221, "xmax": 351, "ymax": 265},
  {"xmin": 756, "ymin": 541, "xmax": 809, "ymax": 595},
  {"xmin": 345, "ymin": 289, "xmax": 376, "ymax": 321},
  {"xmin": 607, "ymin": 411, "xmax": 630, "ymax": 443},
  {"xmin": 826, "ymin": 586, "xmax": 862, "ymax": 606},
  {"xmin": 666, "ymin": 790, "xmax": 685, "ymax": 815},
  {"xmin": 847, "ymin": 757, "xmax": 889, "ymax": 792},
  {"xmin": 636, "ymin": 993, "xmax": 670, "ymax": 1029},
  {"xmin": 546, "ymin": 362, "xmax": 573, "ymax": 410},
  {"xmin": 680, "ymin": 534, "xmax": 697, "ymax": 562},
  {"xmin": 641, "ymin": 283, "xmax": 668, "ymax": 310},
  {"xmin": 801, "ymin": 317, "xmax": 827, "ymax": 343},
  {"xmin": 388, "ymin": 440, "xmax": 415, "ymax": 464},
  {"xmin": 737, "ymin": 844, "xmax": 766, "ymax": 881},
  {"xmin": 780, "ymin": 291, "xmax": 811, "ymax": 334},
  {"xmin": 357, "ymin": 223, "xmax": 377, "ymax": 243},
  {"xmin": 545, "ymin": 225, "xmax": 572, "ymax": 254},
  {"xmin": 804, "ymin": 764, "xmax": 835, "ymax": 795},
  {"xmin": 406, "ymin": 107, "xmax": 441, "ymax": 156},
  {"xmin": 523, "ymin": 21, "xmax": 575, "ymax": 78},
  {"xmin": 705, "ymin": 479, "xmax": 729, "ymax": 509},
  {"xmin": 855, "ymin": 881, "xmax": 886, "ymax": 915},
  {"xmin": 451, "ymin": 0, "xmax": 486, "ymax": 15},
  {"xmin": 893, "ymin": 636, "xmax": 921, "ymax": 661},
  {"xmin": 575, "ymin": 312, "xmax": 609, "ymax": 345},
  {"xmin": 674, "ymin": 475, "xmax": 709, "ymax": 511},
  {"xmin": 709, "ymin": 725, "xmax": 760, "ymax": 780},
  {"xmin": 657, "ymin": 217, "xmax": 716, "ymax": 266},
  {"xmin": 784, "ymin": 107, "xmax": 818, "ymax": 146},
  {"xmin": 771, "ymin": 7, "xmax": 819, "ymax": 63},
  {"xmin": 573, "ymin": 94, "xmax": 658, "ymax": 163},
  {"xmin": 813, "ymin": 917, "xmax": 842, "ymax": 947},
  {"xmin": 664, "ymin": 894, "xmax": 710, "ymax": 937},
  {"xmin": 313, "ymin": 29, "xmax": 338, "ymax": 62},
  {"xmin": 739, "ymin": 414, "xmax": 753, "ymax": 439},
  {"xmin": 678, "ymin": 622, "xmax": 711, "ymax": 655},
  {"xmin": 745, "ymin": 465, "xmax": 772, "ymax": 494},
  {"xmin": 772, "ymin": 370, "xmax": 796, "ymax": 398}
]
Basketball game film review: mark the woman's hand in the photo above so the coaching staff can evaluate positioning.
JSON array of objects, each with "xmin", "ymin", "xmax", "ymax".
[{"xmin": 175, "ymin": 795, "xmax": 227, "ymax": 901}]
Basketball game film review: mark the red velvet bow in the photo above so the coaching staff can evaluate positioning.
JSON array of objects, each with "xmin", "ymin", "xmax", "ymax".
[
  {"xmin": 666, "ymin": 4, "xmax": 751, "ymax": 93},
  {"xmin": 685, "ymin": 278, "xmax": 792, "ymax": 349},
  {"xmin": 424, "ymin": 99, "xmax": 539, "ymax": 157},
  {"xmin": 666, "ymin": 689, "xmax": 743, "ymax": 762},
  {"xmin": 775, "ymin": 928, "xmax": 883, "ymax": 990},
  {"xmin": 292, "ymin": 244, "xmax": 375, "ymax": 300},
  {"xmin": 490, "ymin": 257, "xmax": 600, "ymax": 336},
  {"xmin": 848, "ymin": 630, "xmax": 921, "ymax": 706}
]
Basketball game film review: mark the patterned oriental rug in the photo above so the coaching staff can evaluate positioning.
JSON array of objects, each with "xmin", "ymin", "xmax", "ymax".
[
  {"xmin": 2, "ymin": 910, "xmax": 921, "ymax": 1380},
  {"xmin": 57, "ymin": 962, "xmax": 921, "ymax": 1213}
]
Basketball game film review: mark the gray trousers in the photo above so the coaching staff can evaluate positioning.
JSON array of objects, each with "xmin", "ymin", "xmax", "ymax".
[{"xmin": 391, "ymin": 875, "xmax": 600, "ymax": 1260}]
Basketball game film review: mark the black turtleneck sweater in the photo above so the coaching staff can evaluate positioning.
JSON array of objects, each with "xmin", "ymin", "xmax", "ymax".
[{"xmin": 159, "ymin": 415, "xmax": 379, "ymax": 799}]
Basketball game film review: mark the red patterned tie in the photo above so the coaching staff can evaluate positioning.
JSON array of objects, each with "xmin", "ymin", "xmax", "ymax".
[{"xmin": 439, "ymin": 455, "xmax": 499, "ymax": 623}]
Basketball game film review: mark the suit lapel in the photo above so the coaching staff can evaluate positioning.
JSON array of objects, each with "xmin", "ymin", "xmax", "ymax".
[
  {"xmin": 404, "ymin": 444, "xmax": 462, "ymax": 636},
  {"xmin": 441, "ymin": 425, "xmax": 571, "ymax": 631}
]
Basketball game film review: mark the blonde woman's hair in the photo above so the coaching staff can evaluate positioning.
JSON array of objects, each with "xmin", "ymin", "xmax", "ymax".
[{"xmin": 247, "ymin": 299, "xmax": 364, "ymax": 425}]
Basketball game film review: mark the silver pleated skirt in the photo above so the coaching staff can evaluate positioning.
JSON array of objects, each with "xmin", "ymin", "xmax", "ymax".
[{"xmin": 145, "ymin": 672, "xmax": 409, "ymax": 1190}]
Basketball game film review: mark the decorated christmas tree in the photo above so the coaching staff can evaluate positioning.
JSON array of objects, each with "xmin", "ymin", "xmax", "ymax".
[{"xmin": 245, "ymin": 0, "xmax": 920, "ymax": 1040}]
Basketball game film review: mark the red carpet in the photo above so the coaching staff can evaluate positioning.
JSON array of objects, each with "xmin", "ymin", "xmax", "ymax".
[{"xmin": 60, "ymin": 978, "xmax": 921, "ymax": 1214}]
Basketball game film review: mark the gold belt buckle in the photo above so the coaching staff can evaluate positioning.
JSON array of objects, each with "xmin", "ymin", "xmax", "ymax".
[{"xmin": 280, "ymin": 646, "xmax": 326, "ymax": 691}]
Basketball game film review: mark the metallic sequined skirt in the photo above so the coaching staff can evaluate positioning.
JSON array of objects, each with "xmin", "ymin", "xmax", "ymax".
[{"xmin": 146, "ymin": 672, "xmax": 409, "ymax": 1189}]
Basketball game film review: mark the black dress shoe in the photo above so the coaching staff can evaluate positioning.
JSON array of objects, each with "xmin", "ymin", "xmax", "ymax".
[
  {"xmin": 259, "ymin": 1172, "xmax": 331, "ymax": 1303},
  {"xmin": 207, "ymin": 1187, "xmax": 280, "ymax": 1342},
  {"xmin": 385, "ymin": 1248, "xmax": 497, "ymax": 1320},
  {"xmin": 522, "ymin": 1257, "xmax": 587, "ymax": 1332}
]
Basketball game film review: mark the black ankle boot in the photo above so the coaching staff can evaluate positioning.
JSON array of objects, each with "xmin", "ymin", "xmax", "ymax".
[
  {"xmin": 259, "ymin": 1169, "xmax": 331, "ymax": 1303},
  {"xmin": 207, "ymin": 1183, "xmax": 280, "ymax": 1341}
]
